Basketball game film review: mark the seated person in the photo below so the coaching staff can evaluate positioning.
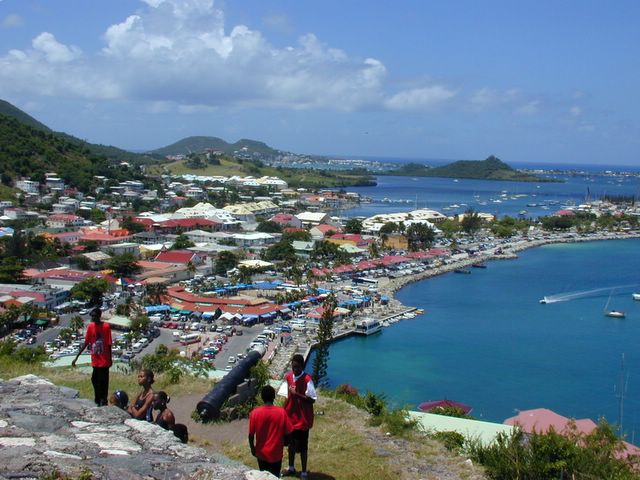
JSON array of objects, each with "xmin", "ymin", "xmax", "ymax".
[
  {"xmin": 128, "ymin": 369, "xmax": 155, "ymax": 421},
  {"xmin": 108, "ymin": 390, "xmax": 129, "ymax": 410},
  {"xmin": 152, "ymin": 391, "xmax": 176, "ymax": 430}
]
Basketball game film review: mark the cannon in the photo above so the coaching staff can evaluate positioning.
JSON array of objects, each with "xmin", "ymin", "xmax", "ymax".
[{"xmin": 197, "ymin": 349, "xmax": 263, "ymax": 421}]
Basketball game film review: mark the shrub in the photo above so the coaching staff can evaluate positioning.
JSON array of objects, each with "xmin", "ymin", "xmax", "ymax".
[
  {"xmin": 431, "ymin": 431, "xmax": 466, "ymax": 452},
  {"xmin": 336, "ymin": 383, "xmax": 359, "ymax": 397}
]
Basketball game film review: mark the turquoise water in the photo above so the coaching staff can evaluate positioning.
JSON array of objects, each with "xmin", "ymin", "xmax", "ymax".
[
  {"xmin": 343, "ymin": 174, "xmax": 640, "ymax": 219},
  {"xmin": 320, "ymin": 238, "xmax": 640, "ymax": 439}
]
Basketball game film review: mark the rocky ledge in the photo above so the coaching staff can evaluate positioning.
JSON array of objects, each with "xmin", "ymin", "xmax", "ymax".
[{"xmin": 0, "ymin": 375, "xmax": 272, "ymax": 480}]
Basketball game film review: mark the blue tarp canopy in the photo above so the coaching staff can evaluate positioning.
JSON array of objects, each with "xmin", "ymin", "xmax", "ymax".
[
  {"xmin": 145, "ymin": 305, "xmax": 170, "ymax": 313},
  {"xmin": 252, "ymin": 281, "xmax": 282, "ymax": 290},
  {"xmin": 202, "ymin": 312, "xmax": 216, "ymax": 318},
  {"xmin": 261, "ymin": 312, "xmax": 276, "ymax": 318},
  {"xmin": 179, "ymin": 309, "xmax": 192, "ymax": 314}
]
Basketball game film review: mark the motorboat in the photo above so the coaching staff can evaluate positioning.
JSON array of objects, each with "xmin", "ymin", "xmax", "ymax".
[
  {"xmin": 454, "ymin": 268, "xmax": 471, "ymax": 274},
  {"xmin": 354, "ymin": 318, "xmax": 382, "ymax": 335},
  {"xmin": 632, "ymin": 293, "xmax": 640, "ymax": 301},
  {"xmin": 539, "ymin": 298, "xmax": 548, "ymax": 304},
  {"xmin": 606, "ymin": 310, "xmax": 626, "ymax": 319},
  {"xmin": 472, "ymin": 263, "xmax": 487, "ymax": 268}
]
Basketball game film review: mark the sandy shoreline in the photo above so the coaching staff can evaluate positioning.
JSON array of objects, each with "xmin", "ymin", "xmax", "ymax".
[{"xmin": 375, "ymin": 231, "xmax": 640, "ymax": 311}]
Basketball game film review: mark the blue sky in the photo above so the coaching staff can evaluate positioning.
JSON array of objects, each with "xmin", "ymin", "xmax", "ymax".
[{"xmin": 0, "ymin": 0, "xmax": 638, "ymax": 166}]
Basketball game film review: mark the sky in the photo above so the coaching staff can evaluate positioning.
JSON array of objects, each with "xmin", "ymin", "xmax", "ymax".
[{"xmin": 0, "ymin": 0, "xmax": 638, "ymax": 166}]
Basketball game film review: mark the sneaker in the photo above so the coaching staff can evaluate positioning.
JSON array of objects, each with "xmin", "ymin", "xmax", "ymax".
[
  {"xmin": 281, "ymin": 467, "xmax": 296, "ymax": 477},
  {"xmin": 300, "ymin": 472, "xmax": 309, "ymax": 480}
]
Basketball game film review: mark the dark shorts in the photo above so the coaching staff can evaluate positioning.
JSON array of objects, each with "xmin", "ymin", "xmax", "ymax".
[
  {"xmin": 257, "ymin": 458, "xmax": 282, "ymax": 477},
  {"xmin": 291, "ymin": 429, "xmax": 310, "ymax": 454}
]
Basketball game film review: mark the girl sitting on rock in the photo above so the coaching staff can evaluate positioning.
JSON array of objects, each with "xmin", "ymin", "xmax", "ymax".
[{"xmin": 128, "ymin": 369, "xmax": 155, "ymax": 421}]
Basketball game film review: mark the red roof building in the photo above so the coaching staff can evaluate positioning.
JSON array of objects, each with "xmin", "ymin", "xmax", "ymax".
[{"xmin": 154, "ymin": 250, "xmax": 202, "ymax": 264}]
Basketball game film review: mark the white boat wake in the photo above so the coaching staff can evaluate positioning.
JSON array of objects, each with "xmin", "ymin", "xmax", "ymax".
[{"xmin": 541, "ymin": 284, "xmax": 640, "ymax": 304}]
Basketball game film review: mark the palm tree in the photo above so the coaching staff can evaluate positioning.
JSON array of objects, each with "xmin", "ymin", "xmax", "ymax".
[
  {"xmin": 70, "ymin": 315, "xmax": 85, "ymax": 333},
  {"xmin": 186, "ymin": 261, "xmax": 196, "ymax": 279},
  {"xmin": 145, "ymin": 282, "xmax": 168, "ymax": 305}
]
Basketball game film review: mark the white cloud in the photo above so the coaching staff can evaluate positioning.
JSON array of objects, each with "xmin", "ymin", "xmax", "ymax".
[
  {"xmin": 0, "ymin": 0, "xmax": 455, "ymax": 113},
  {"xmin": 570, "ymin": 106, "xmax": 582, "ymax": 117},
  {"xmin": 385, "ymin": 85, "xmax": 456, "ymax": 111},
  {"xmin": 515, "ymin": 100, "xmax": 540, "ymax": 115},
  {"xmin": 32, "ymin": 32, "xmax": 82, "ymax": 63},
  {"xmin": 468, "ymin": 88, "xmax": 520, "ymax": 110},
  {"xmin": 2, "ymin": 14, "xmax": 23, "ymax": 29}
]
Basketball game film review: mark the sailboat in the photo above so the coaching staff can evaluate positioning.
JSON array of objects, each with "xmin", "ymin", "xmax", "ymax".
[{"xmin": 605, "ymin": 291, "xmax": 626, "ymax": 318}]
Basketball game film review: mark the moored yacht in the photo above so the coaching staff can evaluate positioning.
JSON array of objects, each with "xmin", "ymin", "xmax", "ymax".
[{"xmin": 354, "ymin": 318, "xmax": 382, "ymax": 335}]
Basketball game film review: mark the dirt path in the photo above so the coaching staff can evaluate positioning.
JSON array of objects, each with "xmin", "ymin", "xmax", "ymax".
[{"xmin": 169, "ymin": 392, "xmax": 249, "ymax": 450}]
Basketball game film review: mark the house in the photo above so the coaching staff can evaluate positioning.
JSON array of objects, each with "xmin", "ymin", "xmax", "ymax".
[
  {"xmin": 46, "ymin": 214, "xmax": 85, "ymax": 229},
  {"xmin": 296, "ymin": 212, "xmax": 330, "ymax": 228},
  {"xmin": 383, "ymin": 234, "xmax": 409, "ymax": 250},
  {"xmin": 269, "ymin": 213, "xmax": 303, "ymax": 229},
  {"xmin": 231, "ymin": 232, "xmax": 277, "ymax": 248},
  {"xmin": 101, "ymin": 242, "xmax": 141, "ymax": 258},
  {"xmin": 310, "ymin": 223, "xmax": 341, "ymax": 238},
  {"xmin": 154, "ymin": 250, "xmax": 203, "ymax": 265},
  {"xmin": 80, "ymin": 251, "xmax": 112, "ymax": 270}
]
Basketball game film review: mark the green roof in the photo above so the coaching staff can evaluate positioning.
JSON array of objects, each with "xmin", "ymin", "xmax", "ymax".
[
  {"xmin": 105, "ymin": 315, "xmax": 132, "ymax": 329},
  {"xmin": 408, "ymin": 411, "xmax": 515, "ymax": 446}
]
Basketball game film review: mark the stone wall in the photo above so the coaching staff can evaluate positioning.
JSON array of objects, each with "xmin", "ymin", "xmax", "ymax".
[{"xmin": 0, "ymin": 375, "xmax": 273, "ymax": 480}]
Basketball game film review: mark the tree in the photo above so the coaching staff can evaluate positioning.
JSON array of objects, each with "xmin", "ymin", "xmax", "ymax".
[
  {"xmin": 405, "ymin": 223, "xmax": 435, "ymax": 251},
  {"xmin": 312, "ymin": 293, "xmax": 336, "ymax": 387},
  {"xmin": 282, "ymin": 230, "xmax": 312, "ymax": 243},
  {"xmin": 70, "ymin": 277, "xmax": 110, "ymax": 307},
  {"xmin": 0, "ymin": 257, "xmax": 25, "ymax": 283},
  {"xmin": 172, "ymin": 234, "xmax": 195, "ymax": 250},
  {"xmin": 256, "ymin": 220, "xmax": 282, "ymax": 233},
  {"xmin": 460, "ymin": 209, "xmax": 483, "ymax": 236},
  {"xmin": 69, "ymin": 315, "xmax": 85, "ymax": 332},
  {"xmin": 121, "ymin": 216, "xmax": 146, "ymax": 234},
  {"xmin": 214, "ymin": 251, "xmax": 238, "ymax": 276},
  {"xmin": 72, "ymin": 255, "xmax": 91, "ymax": 270},
  {"xmin": 344, "ymin": 218, "xmax": 363, "ymax": 234},
  {"xmin": 129, "ymin": 313, "xmax": 150, "ymax": 336},
  {"xmin": 186, "ymin": 260, "xmax": 196, "ymax": 278},
  {"xmin": 145, "ymin": 282, "xmax": 168, "ymax": 305},
  {"xmin": 262, "ymin": 240, "xmax": 298, "ymax": 267},
  {"xmin": 379, "ymin": 222, "xmax": 398, "ymax": 235},
  {"xmin": 106, "ymin": 253, "xmax": 141, "ymax": 277}
]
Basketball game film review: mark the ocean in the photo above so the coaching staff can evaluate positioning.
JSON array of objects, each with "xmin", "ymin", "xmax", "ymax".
[
  {"xmin": 341, "ymin": 173, "xmax": 640, "ymax": 219},
  {"xmin": 313, "ymin": 164, "xmax": 640, "ymax": 440}
]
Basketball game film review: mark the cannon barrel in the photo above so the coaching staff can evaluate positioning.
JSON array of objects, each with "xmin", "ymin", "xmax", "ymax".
[{"xmin": 197, "ymin": 349, "xmax": 262, "ymax": 421}]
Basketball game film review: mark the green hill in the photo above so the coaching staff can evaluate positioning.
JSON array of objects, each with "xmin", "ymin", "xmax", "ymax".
[
  {"xmin": 151, "ymin": 135, "xmax": 281, "ymax": 157},
  {"xmin": 0, "ymin": 99, "xmax": 162, "ymax": 167},
  {"xmin": 0, "ymin": 99, "xmax": 51, "ymax": 132},
  {"xmin": 391, "ymin": 155, "xmax": 554, "ymax": 182},
  {"xmin": 0, "ymin": 114, "xmax": 149, "ymax": 192}
]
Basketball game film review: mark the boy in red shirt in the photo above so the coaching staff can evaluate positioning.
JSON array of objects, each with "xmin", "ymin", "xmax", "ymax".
[
  {"xmin": 281, "ymin": 354, "xmax": 317, "ymax": 479},
  {"xmin": 72, "ymin": 308, "xmax": 112, "ymax": 406},
  {"xmin": 249, "ymin": 385, "xmax": 292, "ymax": 477}
]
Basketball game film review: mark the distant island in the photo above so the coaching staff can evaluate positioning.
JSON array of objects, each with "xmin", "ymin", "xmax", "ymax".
[{"xmin": 385, "ymin": 155, "xmax": 559, "ymax": 183}]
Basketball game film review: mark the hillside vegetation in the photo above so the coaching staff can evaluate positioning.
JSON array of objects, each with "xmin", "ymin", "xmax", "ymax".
[
  {"xmin": 151, "ymin": 135, "xmax": 280, "ymax": 157},
  {"xmin": 0, "ymin": 114, "xmax": 148, "ymax": 191},
  {"xmin": 390, "ymin": 156, "xmax": 553, "ymax": 182},
  {"xmin": 151, "ymin": 155, "xmax": 376, "ymax": 188}
]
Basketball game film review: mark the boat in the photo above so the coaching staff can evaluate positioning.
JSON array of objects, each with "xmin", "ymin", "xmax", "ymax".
[
  {"xmin": 632, "ymin": 293, "xmax": 640, "ymax": 301},
  {"xmin": 354, "ymin": 318, "xmax": 382, "ymax": 335},
  {"xmin": 604, "ymin": 291, "xmax": 625, "ymax": 318},
  {"xmin": 454, "ymin": 269, "xmax": 471, "ymax": 274},
  {"xmin": 472, "ymin": 263, "xmax": 487, "ymax": 269}
]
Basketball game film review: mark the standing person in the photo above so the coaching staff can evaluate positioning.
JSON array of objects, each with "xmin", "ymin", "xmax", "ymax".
[
  {"xmin": 281, "ymin": 354, "xmax": 317, "ymax": 479},
  {"xmin": 128, "ymin": 369, "xmax": 155, "ymax": 421},
  {"xmin": 71, "ymin": 308, "xmax": 112, "ymax": 406},
  {"xmin": 249, "ymin": 385, "xmax": 293, "ymax": 478}
]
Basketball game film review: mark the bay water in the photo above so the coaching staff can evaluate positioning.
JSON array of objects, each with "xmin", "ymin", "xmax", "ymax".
[
  {"xmin": 321, "ymin": 238, "xmax": 640, "ymax": 438},
  {"xmin": 317, "ymin": 165, "xmax": 640, "ymax": 438}
]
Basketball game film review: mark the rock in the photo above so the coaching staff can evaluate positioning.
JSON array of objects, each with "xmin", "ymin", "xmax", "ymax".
[{"xmin": 0, "ymin": 375, "xmax": 259, "ymax": 479}]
